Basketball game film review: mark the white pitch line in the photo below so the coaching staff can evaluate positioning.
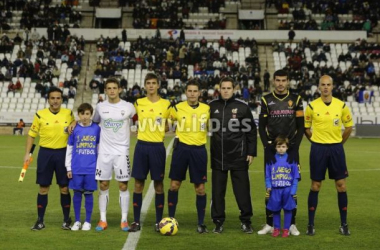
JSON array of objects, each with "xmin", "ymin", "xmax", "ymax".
[{"xmin": 122, "ymin": 138, "xmax": 174, "ymax": 250}]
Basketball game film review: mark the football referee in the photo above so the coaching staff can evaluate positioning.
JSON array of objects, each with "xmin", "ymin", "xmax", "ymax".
[
  {"xmin": 167, "ymin": 80, "xmax": 210, "ymax": 233},
  {"xmin": 25, "ymin": 87, "xmax": 74, "ymax": 230},
  {"xmin": 305, "ymin": 75, "xmax": 353, "ymax": 236}
]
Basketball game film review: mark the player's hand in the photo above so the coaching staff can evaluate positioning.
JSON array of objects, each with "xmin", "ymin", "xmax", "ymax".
[
  {"xmin": 24, "ymin": 153, "xmax": 31, "ymax": 165},
  {"xmin": 246, "ymin": 155, "xmax": 254, "ymax": 165},
  {"xmin": 68, "ymin": 121, "xmax": 77, "ymax": 134},
  {"xmin": 266, "ymin": 188, "xmax": 271, "ymax": 193},
  {"xmin": 67, "ymin": 171, "xmax": 72, "ymax": 179},
  {"xmin": 130, "ymin": 125, "xmax": 138, "ymax": 134}
]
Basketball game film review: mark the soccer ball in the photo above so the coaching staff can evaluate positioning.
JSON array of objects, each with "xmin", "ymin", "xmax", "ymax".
[{"xmin": 159, "ymin": 217, "xmax": 179, "ymax": 236}]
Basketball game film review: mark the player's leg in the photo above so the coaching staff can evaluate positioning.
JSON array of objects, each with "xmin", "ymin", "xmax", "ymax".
[
  {"xmin": 336, "ymin": 178, "xmax": 350, "ymax": 235},
  {"xmin": 272, "ymin": 211, "xmax": 281, "ymax": 237},
  {"xmin": 230, "ymin": 169, "xmax": 253, "ymax": 234},
  {"xmin": 168, "ymin": 142, "xmax": 189, "ymax": 218},
  {"xmin": 82, "ymin": 174, "xmax": 97, "ymax": 231},
  {"xmin": 307, "ymin": 143, "xmax": 327, "ymax": 236},
  {"xmin": 96, "ymin": 180, "xmax": 110, "ymax": 231},
  {"xmin": 211, "ymin": 169, "xmax": 228, "ymax": 233},
  {"xmin": 56, "ymin": 148, "xmax": 72, "ymax": 230},
  {"xmin": 267, "ymin": 188, "xmax": 281, "ymax": 237},
  {"xmin": 32, "ymin": 147, "xmax": 54, "ymax": 230},
  {"xmin": 168, "ymin": 180, "xmax": 182, "ymax": 217},
  {"xmin": 194, "ymin": 183, "xmax": 207, "ymax": 233},
  {"xmin": 114, "ymin": 154, "xmax": 132, "ymax": 231},
  {"xmin": 259, "ymin": 146, "xmax": 275, "ymax": 234},
  {"xmin": 148, "ymin": 142, "xmax": 166, "ymax": 231},
  {"xmin": 95, "ymin": 154, "xmax": 114, "ymax": 231},
  {"xmin": 154, "ymin": 180, "xmax": 164, "ymax": 231},
  {"xmin": 283, "ymin": 210, "xmax": 292, "ymax": 237},
  {"xmin": 130, "ymin": 142, "xmax": 149, "ymax": 231},
  {"xmin": 119, "ymin": 181, "xmax": 130, "ymax": 231},
  {"xmin": 329, "ymin": 143, "xmax": 350, "ymax": 235},
  {"xmin": 289, "ymin": 150, "xmax": 301, "ymax": 235},
  {"xmin": 69, "ymin": 174, "xmax": 84, "ymax": 231},
  {"xmin": 188, "ymin": 145, "xmax": 208, "ymax": 233}
]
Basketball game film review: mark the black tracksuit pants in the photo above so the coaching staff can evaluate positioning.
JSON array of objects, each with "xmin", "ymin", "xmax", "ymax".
[{"xmin": 211, "ymin": 168, "xmax": 253, "ymax": 224}]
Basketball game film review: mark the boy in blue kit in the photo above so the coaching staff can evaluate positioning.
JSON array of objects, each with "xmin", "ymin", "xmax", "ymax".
[
  {"xmin": 266, "ymin": 136, "xmax": 300, "ymax": 237},
  {"xmin": 65, "ymin": 103, "xmax": 101, "ymax": 231}
]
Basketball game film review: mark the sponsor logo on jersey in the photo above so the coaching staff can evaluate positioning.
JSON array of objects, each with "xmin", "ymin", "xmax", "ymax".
[
  {"xmin": 325, "ymin": 112, "xmax": 330, "ymax": 115},
  {"xmin": 268, "ymin": 101, "xmax": 275, "ymax": 106},
  {"xmin": 104, "ymin": 119, "xmax": 124, "ymax": 132},
  {"xmin": 214, "ymin": 109, "xmax": 219, "ymax": 113}
]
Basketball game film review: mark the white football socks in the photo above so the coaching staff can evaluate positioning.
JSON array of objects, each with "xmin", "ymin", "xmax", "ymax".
[
  {"xmin": 119, "ymin": 190, "xmax": 130, "ymax": 222},
  {"xmin": 99, "ymin": 189, "xmax": 109, "ymax": 222}
]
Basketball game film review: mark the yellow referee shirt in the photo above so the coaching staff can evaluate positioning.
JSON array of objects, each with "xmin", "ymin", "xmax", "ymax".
[
  {"xmin": 134, "ymin": 97, "xmax": 171, "ymax": 142},
  {"xmin": 170, "ymin": 102, "xmax": 210, "ymax": 146},
  {"xmin": 29, "ymin": 108, "xmax": 74, "ymax": 149},
  {"xmin": 305, "ymin": 97, "xmax": 353, "ymax": 144}
]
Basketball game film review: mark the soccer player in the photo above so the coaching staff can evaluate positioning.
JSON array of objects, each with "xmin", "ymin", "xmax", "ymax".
[
  {"xmin": 305, "ymin": 75, "xmax": 353, "ymax": 236},
  {"xmin": 65, "ymin": 103, "xmax": 101, "ymax": 231},
  {"xmin": 129, "ymin": 73, "xmax": 171, "ymax": 232},
  {"xmin": 209, "ymin": 77, "xmax": 257, "ymax": 234},
  {"xmin": 167, "ymin": 80, "xmax": 210, "ymax": 233},
  {"xmin": 258, "ymin": 69, "xmax": 304, "ymax": 236},
  {"xmin": 93, "ymin": 78, "xmax": 136, "ymax": 232},
  {"xmin": 265, "ymin": 136, "xmax": 300, "ymax": 238},
  {"xmin": 25, "ymin": 87, "xmax": 74, "ymax": 230}
]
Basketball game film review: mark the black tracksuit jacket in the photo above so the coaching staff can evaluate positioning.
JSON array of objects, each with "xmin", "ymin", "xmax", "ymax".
[{"xmin": 209, "ymin": 96, "xmax": 257, "ymax": 171}]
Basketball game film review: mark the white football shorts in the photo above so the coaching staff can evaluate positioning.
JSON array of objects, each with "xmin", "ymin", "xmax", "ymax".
[{"xmin": 95, "ymin": 154, "xmax": 131, "ymax": 181}]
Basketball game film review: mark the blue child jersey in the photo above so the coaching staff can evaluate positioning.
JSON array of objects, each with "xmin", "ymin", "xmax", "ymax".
[
  {"xmin": 265, "ymin": 153, "xmax": 300, "ymax": 189},
  {"xmin": 68, "ymin": 122, "xmax": 101, "ymax": 174}
]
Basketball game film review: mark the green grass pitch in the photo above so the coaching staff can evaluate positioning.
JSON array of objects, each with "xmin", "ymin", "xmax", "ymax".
[{"xmin": 0, "ymin": 135, "xmax": 379, "ymax": 250}]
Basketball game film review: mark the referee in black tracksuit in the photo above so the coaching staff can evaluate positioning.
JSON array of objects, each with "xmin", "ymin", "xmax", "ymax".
[{"xmin": 209, "ymin": 77, "xmax": 257, "ymax": 234}]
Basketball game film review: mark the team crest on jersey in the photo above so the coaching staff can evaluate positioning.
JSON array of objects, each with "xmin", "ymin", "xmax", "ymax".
[
  {"xmin": 288, "ymin": 100, "xmax": 293, "ymax": 108},
  {"xmin": 156, "ymin": 116, "xmax": 162, "ymax": 125},
  {"xmin": 121, "ymin": 110, "xmax": 125, "ymax": 116},
  {"xmin": 232, "ymin": 108, "xmax": 238, "ymax": 119},
  {"xmin": 104, "ymin": 119, "xmax": 124, "ymax": 132}
]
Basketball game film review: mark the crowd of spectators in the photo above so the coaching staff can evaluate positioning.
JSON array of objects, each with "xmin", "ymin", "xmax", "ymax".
[
  {"xmin": 0, "ymin": 32, "xmax": 84, "ymax": 101},
  {"xmin": 273, "ymin": 37, "xmax": 380, "ymax": 103},
  {"xmin": 275, "ymin": 0, "xmax": 379, "ymax": 33},
  {"xmin": 19, "ymin": 1, "xmax": 82, "ymax": 29},
  {"xmin": 92, "ymin": 34, "xmax": 263, "ymax": 109},
  {"xmin": 132, "ymin": 0, "xmax": 228, "ymax": 29}
]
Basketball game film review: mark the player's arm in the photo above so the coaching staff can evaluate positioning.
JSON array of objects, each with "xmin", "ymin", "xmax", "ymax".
[
  {"xmin": 304, "ymin": 104, "xmax": 313, "ymax": 142},
  {"xmin": 294, "ymin": 96, "xmax": 305, "ymax": 148},
  {"xmin": 258, "ymin": 97, "xmax": 269, "ymax": 147},
  {"xmin": 25, "ymin": 113, "xmax": 39, "ymax": 163},
  {"xmin": 265, "ymin": 163, "xmax": 271, "ymax": 192},
  {"xmin": 65, "ymin": 132, "xmax": 75, "ymax": 178},
  {"xmin": 244, "ymin": 105, "xmax": 257, "ymax": 165},
  {"xmin": 341, "ymin": 104, "xmax": 353, "ymax": 144},
  {"xmin": 65, "ymin": 145, "xmax": 73, "ymax": 179},
  {"xmin": 24, "ymin": 135, "xmax": 35, "ymax": 164}
]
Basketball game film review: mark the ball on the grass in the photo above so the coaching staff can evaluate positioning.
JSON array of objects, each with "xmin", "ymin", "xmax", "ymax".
[{"xmin": 159, "ymin": 217, "xmax": 179, "ymax": 236}]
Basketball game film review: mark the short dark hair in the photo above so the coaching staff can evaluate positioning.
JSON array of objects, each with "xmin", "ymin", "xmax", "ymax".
[
  {"xmin": 273, "ymin": 69, "xmax": 289, "ymax": 80},
  {"xmin": 185, "ymin": 79, "xmax": 200, "ymax": 90},
  {"xmin": 105, "ymin": 77, "xmax": 120, "ymax": 88},
  {"xmin": 144, "ymin": 73, "xmax": 159, "ymax": 85},
  {"xmin": 220, "ymin": 77, "xmax": 235, "ymax": 88},
  {"xmin": 47, "ymin": 87, "xmax": 63, "ymax": 98},
  {"xmin": 275, "ymin": 136, "xmax": 289, "ymax": 147},
  {"xmin": 77, "ymin": 103, "xmax": 93, "ymax": 115}
]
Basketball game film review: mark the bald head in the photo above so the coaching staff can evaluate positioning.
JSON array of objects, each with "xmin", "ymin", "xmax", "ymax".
[{"xmin": 319, "ymin": 75, "xmax": 333, "ymax": 99}]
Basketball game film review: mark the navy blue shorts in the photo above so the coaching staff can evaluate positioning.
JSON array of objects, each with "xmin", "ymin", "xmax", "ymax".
[
  {"xmin": 267, "ymin": 187, "xmax": 296, "ymax": 211},
  {"xmin": 169, "ymin": 142, "xmax": 207, "ymax": 184},
  {"xmin": 69, "ymin": 174, "xmax": 97, "ymax": 191},
  {"xmin": 310, "ymin": 142, "xmax": 348, "ymax": 181},
  {"xmin": 132, "ymin": 140, "xmax": 166, "ymax": 181},
  {"xmin": 36, "ymin": 147, "xmax": 68, "ymax": 186}
]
